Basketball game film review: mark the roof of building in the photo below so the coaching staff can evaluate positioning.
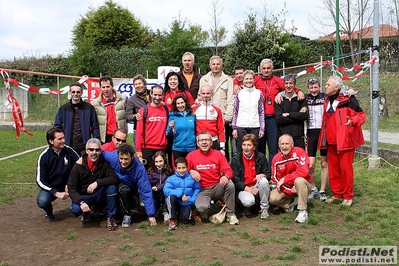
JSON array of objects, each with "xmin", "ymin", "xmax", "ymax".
[{"xmin": 316, "ymin": 24, "xmax": 399, "ymax": 41}]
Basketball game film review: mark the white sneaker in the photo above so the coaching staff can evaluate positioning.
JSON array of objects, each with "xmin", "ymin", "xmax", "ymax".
[
  {"xmin": 260, "ymin": 208, "xmax": 269, "ymax": 219},
  {"xmin": 295, "ymin": 210, "xmax": 308, "ymax": 223},
  {"xmin": 163, "ymin": 212, "xmax": 169, "ymax": 223},
  {"xmin": 227, "ymin": 215, "xmax": 239, "ymax": 225}
]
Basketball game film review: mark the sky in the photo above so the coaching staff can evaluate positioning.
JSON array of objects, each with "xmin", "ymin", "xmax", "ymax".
[{"xmin": 0, "ymin": 0, "xmax": 330, "ymax": 61}]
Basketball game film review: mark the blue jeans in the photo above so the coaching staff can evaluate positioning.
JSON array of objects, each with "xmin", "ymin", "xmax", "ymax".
[
  {"xmin": 257, "ymin": 115, "xmax": 278, "ymax": 164},
  {"xmin": 37, "ymin": 189, "xmax": 57, "ymax": 215},
  {"xmin": 70, "ymin": 185, "xmax": 118, "ymax": 218}
]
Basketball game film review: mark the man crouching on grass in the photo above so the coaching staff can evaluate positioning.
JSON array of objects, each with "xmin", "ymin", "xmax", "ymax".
[
  {"xmin": 269, "ymin": 134, "xmax": 312, "ymax": 223},
  {"xmin": 68, "ymin": 138, "xmax": 119, "ymax": 231}
]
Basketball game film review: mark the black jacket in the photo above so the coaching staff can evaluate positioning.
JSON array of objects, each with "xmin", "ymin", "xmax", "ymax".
[
  {"xmin": 67, "ymin": 154, "xmax": 119, "ymax": 204},
  {"xmin": 231, "ymin": 151, "xmax": 271, "ymax": 191},
  {"xmin": 275, "ymin": 93, "xmax": 308, "ymax": 140}
]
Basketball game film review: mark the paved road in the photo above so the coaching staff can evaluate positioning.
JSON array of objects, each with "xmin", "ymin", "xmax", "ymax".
[
  {"xmin": 362, "ymin": 130, "xmax": 399, "ymax": 145},
  {"xmin": 0, "ymin": 121, "xmax": 398, "ymax": 145}
]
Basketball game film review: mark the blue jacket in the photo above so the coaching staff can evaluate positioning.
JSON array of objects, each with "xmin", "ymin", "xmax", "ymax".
[
  {"xmin": 36, "ymin": 145, "xmax": 79, "ymax": 196},
  {"xmin": 54, "ymin": 99, "xmax": 99, "ymax": 147},
  {"xmin": 163, "ymin": 171, "xmax": 200, "ymax": 207},
  {"xmin": 102, "ymin": 151, "xmax": 156, "ymax": 217},
  {"xmin": 166, "ymin": 111, "xmax": 196, "ymax": 152}
]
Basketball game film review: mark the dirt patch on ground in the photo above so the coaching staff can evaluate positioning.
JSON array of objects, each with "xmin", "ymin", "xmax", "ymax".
[{"xmin": 0, "ymin": 197, "xmax": 329, "ymax": 265}]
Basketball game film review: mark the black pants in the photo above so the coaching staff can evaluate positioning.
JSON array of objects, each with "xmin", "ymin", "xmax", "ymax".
[
  {"xmin": 235, "ymin": 127, "xmax": 260, "ymax": 154},
  {"xmin": 166, "ymin": 135, "xmax": 174, "ymax": 168},
  {"xmin": 118, "ymin": 183, "xmax": 140, "ymax": 216},
  {"xmin": 166, "ymin": 195, "xmax": 192, "ymax": 223},
  {"xmin": 224, "ymin": 122, "xmax": 232, "ymax": 162}
]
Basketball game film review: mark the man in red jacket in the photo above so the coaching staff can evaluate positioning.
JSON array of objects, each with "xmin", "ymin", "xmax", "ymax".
[
  {"xmin": 270, "ymin": 134, "xmax": 312, "ymax": 223},
  {"xmin": 318, "ymin": 76, "xmax": 365, "ymax": 207},
  {"xmin": 135, "ymin": 85, "xmax": 168, "ymax": 167}
]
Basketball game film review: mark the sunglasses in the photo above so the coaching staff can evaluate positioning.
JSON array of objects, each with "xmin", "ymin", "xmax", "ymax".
[
  {"xmin": 114, "ymin": 137, "xmax": 127, "ymax": 143},
  {"xmin": 87, "ymin": 148, "xmax": 100, "ymax": 152},
  {"xmin": 307, "ymin": 78, "xmax": 319, "ymax": 83},
  {"xmin": 70, "ymin": 91, "xmax": 82, "ymax": 94}
]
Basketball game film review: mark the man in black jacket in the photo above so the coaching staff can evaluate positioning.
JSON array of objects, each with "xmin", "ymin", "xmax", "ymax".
[
  {"xmin": 54, "ymin": 82, "xmax": 99, "ymax": 155},
  {"xmin": 275, "ymin": 74, "xmax": 308, "ymax": 149},
  {"xmin": 68, "ymin": 138, "xmax": 119, "ymax": 231},
  {"xmin": 231, "ymin": 134, "xmax": 271, "ymax": 219},
  {"xmin": 36, "ymin": 128, "xmax": 79, "ymax": 221}
]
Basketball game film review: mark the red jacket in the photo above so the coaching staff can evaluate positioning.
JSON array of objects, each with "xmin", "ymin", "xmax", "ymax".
[
  {"xmin": 318, "ymin": 93, "xmax": 365, "ymax": 151},
  {"xmin": 135, "ymin": 104, "xmax": 168, "ymax": 152},
  {"xmin": 271, "ymin": 147, "xmax": 311, "ymax": 196},
  {"xmin": 187, "ymin": 148, "xmax": 233, "ymax": 188},
  {"xmin": 254, "ymin": 75, "xmax": 284, "ymax": 115},
  {"xmin": 192, "ymin": 102, "xmax": 225, "ymax": 142}
]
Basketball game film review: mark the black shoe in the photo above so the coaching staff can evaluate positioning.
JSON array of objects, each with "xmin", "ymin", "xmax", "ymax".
[
  {"xmin": 81, "ymin": 213, "xmax": 89, "ymax": 224},
  {"xmin": 45, "ymin": 214, "xmax": 55, "ymax": 221},
  {"xmin": 243, "ymin": 207, "xmax": 251, "ymax": 217}
]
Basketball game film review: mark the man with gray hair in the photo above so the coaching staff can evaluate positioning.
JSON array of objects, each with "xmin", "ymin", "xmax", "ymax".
[
  {"xmin": 200, "ymin": 55, "xmax": 234, "ymax": 161},
  {"xmin": 318, "ymin": 76, "xmax": 365, "ymax": 207},
  {"xmin": 68, "ymin": 138, "xmax": 119, "ymax": 231},
  {"xmin": 177, "ymin": 52, "xmax": 202, "ymax": 99}
]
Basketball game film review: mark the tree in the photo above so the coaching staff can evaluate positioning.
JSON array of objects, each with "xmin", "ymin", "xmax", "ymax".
[
  {"xmin": 224, "ymin": 12, "xmax": 303, "ymax": 73},
  {"xmin": 142, "ymin": 17, "xmax": 208, "ymax": 77},
  {"xmin": 69, "ymin": 0, "xmax": 150, "ymax": 75},
  {"xmin": 208, "ymin": 0, "xmax": 227, "ymax": 55},
  {"xmin": 71, "ymin": 0, "xmax": 149, "ymax": 50},
  {"xmin": 312, "ymin": 0, "xmax": 373, "ymax": 65}
]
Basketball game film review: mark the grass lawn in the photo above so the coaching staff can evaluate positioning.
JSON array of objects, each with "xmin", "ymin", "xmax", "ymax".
[{"xmin": 0, "ymin": 130, "xmax": 398, "ymax": 265}]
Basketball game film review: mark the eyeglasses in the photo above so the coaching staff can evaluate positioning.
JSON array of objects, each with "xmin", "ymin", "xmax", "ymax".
[
  {"xmin": 114, "ymin": 137, "xmax": 127, "ymax": 143},
  {"xmin": 307, "ymin": 78, "xmax": 319, "ymax": 84},
  {"xmin": 70, "ymin": 91, "xmax": 82, "ymax": 94},
  {"xmin": 198, "ymin": 138, "xmax": 212, "ymax": 142},
  {"xmin": 87, "ymin": 148, "xmax": 100, "ymax": 152}
]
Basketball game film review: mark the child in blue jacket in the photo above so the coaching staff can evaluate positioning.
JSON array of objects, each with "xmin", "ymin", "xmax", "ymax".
[{"xmin": 163, "ymin": 157, "xmax": 200, "ymax": 230}]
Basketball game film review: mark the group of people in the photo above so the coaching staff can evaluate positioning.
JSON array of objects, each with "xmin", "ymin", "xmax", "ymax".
[{"xmin": 36, "ymin": 52, "xmax": 365, "ymax": 231}]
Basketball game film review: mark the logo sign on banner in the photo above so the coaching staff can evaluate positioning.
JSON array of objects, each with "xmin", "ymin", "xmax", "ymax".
[
  {"xmin": 158, "ymin": 66, "xmax": 180, "ymax": 80},
  {"xmin": 86, "ymin": 79, "xmax": 101, "ymax": 103},
  {"xmin": 85, "ymin": 78, "xmax": 165, "ymax": 103}
]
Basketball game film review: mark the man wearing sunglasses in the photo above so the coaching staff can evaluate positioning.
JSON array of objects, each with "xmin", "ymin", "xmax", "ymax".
[
  {"xmin": 54, "ymin": 82, "xmax": 99, "ymax": 156},
  {"xmin": 68, "ymin": 138, "xmax": 120, "ymax": 231},
  {"xmin": 102, "ymin": 129, "xmax": 128, "ymax": 152}
]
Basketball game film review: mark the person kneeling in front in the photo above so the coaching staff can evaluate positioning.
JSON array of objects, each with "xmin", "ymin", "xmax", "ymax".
[
  {"xmin": 68, "ymin": 138, "xmax": 119, "ymax": 231},
  {"xmin": 187, "ymin": 131, "xmax": 239, "ymax": 225},
  {"xmin": 164, "ymin": 157, "xmax": 201, "ymax": 230},
  {"xmin": 231, "ymin": 133, "xmax": 271, "ymax": 219},
  {"xmin": 269, "ymin": 134, "xmax": 312, "ymax": 223}
]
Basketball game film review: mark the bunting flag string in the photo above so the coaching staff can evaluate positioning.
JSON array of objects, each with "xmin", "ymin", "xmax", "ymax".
[
  {"xmin": 294, "ymin": 55, "xmax": 378, "ymax": 81},
  {"xmin": 0, "ymin": 56, "xmax": 378, "ymax": 138},
  {"xmin": 0, "ymin": 69, "xmax": 91, "ymax": 138},
  {"xmin": 0, "ymin": 69, "xmax": 33, "ymax": 138}
]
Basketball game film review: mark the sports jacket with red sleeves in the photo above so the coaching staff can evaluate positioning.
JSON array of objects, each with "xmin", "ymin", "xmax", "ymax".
[
  {"xmin": 271, "ymin": 147, "xmax": 311, "ymax": 196},
  {"xmin": 318, "ymin": 92, "xmax": 365, "ymax": 151}
]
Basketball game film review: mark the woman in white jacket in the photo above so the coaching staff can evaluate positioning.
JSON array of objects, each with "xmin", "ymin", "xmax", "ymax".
[{"xmin": 231, "ymin": 70, "xmax": 265, "ymax": 154}]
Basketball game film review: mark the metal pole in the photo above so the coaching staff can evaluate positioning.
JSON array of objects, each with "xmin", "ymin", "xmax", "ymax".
[
  {"xmin": 320, "ymin": 56, "xmax": 323, "ymax": 90},
  {"xmin": 369, "ymin": 0, "xmax": 380, "ymax": 168},
  {"xmin": 336, "ymin": 0, "xmax": 340, "ymax": 67},
  {"xmin": 283, "ymin": 62, "xmax": 285, "ymax": 77},
  {"xmin": 57, "ymin": 76, "xmax": 60, "ymax": 109}
]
